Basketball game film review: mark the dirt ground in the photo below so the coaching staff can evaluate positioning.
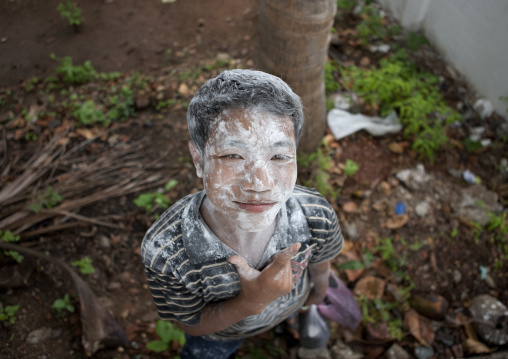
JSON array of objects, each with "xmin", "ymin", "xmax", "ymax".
[{"xmin": 1, "ymin": 1, "xmax": 508, "ymax": 359}]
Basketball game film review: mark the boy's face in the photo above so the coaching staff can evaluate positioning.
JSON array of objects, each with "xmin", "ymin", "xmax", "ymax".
[{"xmin": 190, "ymin": 108, "xmax": 297, "ymax": 232}]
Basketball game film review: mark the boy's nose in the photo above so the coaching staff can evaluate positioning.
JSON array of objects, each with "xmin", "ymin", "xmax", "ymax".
[{"xmin": 241, "ymin": 164, "xmax": 274, "ymax": 192}]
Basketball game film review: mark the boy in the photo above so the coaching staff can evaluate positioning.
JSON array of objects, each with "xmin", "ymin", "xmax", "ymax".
[{"xmin": 141, "ymin": 69, "xmax": 343, "ymax": 359}]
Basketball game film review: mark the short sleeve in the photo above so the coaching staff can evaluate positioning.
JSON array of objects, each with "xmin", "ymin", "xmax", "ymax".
[
  {"xmin": 144, "ymin": 265, "xmax": 205, "ymax": 326},
  {"xmin": 308, "ymin": 206, "xmax": 343, "ymax": 263}
]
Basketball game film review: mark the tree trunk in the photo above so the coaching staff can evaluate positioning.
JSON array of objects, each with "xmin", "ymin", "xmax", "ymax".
[{"xmin": 258, "ymin": 0, "xmax": 336, "ymax": 154}]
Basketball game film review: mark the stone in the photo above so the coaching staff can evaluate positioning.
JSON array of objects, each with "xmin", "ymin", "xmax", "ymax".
[
  {"xmin": 452, "ymin": 269, "xmax": 462, "ymax": 284},
  {"xmin": 384, "ymin": 343, "xmax": 410, "ymax": 359},
  {"xmin": 298, "ymin": 346, "xmax": 331, "ymax": 359},
  {"xmin": 330, "ymin": 340, "xmax": 363, "ymax": 359},
  {"xmin": 344, "ymin": 221, "xmax": 360, "ymax": 240},
  {"xmin": 98, "ymin": 235, "xmax": 111, "ymax": 249},
  {"xmin": 470, "ymin": 294, "xmax": 508, "ymax": 345},
  {"xmin": 413, "ymin": 346, "xmax": 435, "ymax": 359},
  {"xmin": 26, "ymin": 327, "xmax": 61, "ymax": 344},
  {"xmin": 395, "ymin": 164, "xmax": 430, "ymax": 190},
  {"xmin": 415, "ymin": 202, "xmax": 430, "ymax": 217},
  {"xmin": 452, "ymin": 185, "xmax": 499, "ymax": 226}
]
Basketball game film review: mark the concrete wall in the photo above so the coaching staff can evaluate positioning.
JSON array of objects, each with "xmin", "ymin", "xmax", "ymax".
[{"xmin": 378, "ymin": 0, "xmax": 508, "ymax": 118}]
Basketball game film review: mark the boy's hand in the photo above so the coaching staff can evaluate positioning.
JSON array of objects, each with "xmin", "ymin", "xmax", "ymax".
[{"xmin": 229, "ymin": 242, "xmax": 301, "ymax": 316}]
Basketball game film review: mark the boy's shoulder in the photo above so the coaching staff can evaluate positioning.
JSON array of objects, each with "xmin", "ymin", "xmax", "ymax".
[
  {"xmin": 140, "ymin": 191, "xmax": 202, "ymax": 270},
  {"xmin": 290, "ymin": 185, "xmax": 335, "ymax": 216}
]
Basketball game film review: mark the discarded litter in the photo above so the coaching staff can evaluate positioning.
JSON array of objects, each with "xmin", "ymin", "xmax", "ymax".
[
  {"xmin": 327, "ymin": 108, "xmax": 402, "ymax": 140},
  {"xmin": 473, "ymin": 98, "xmax": 494, "ymax": 119},
  {"xmin": 299, "ymin": 304, "xmax": 330, "ymax": 349},
  {"xmin": 395, "ymin": 202, "xmax": 406, "ymax": 215},
  {"xmin": 462, "ymin": 170, "xmax": 479, "ymax": 184},
  {"xmin": 318, "ymin": 271, "xmax": 362, "ymax": 331}
]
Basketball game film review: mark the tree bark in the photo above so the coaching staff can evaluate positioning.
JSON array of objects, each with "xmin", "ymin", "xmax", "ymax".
[{"xmin": 258, "ymin": 0, "xmax": 336, "ymax": 154}]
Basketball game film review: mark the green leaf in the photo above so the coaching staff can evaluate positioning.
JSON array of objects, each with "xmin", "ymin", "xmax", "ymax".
[
  {"xmin": 165, "ymin": 179, "xmax": 178, "ymax": 191},
  {"xmin": 344, "ymin": 159, "xmax": 359, "ymax": 176},
  {"xmin": 337, "ymin": 260, "xmax": 365, "ymax": 270},
  {"xmin": 146, "ymin": 340, "xmax": 169, "ymax": 352},
  {"xmin": 155, "ymin": 320, "xmax": 174, "ymax": 343}
]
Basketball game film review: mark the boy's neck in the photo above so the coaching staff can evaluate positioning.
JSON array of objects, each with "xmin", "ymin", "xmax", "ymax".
[{"xmin": 200, "ymin": 196, "xmax": 276, "ymax": 268}]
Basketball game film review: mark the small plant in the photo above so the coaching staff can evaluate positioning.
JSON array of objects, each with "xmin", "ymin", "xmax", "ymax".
[
  {"xmin": 52, "ymin": 294, "xmax": 75, "ymax": 316},
  {"xmin": 486, "ymin": 212, "xmax": 508, "ymax": 259},
  {"xmin": 71, "ymin": 256, "xmax": 96, "ymax": 275},
  {"xmin": 51, "ymin": 54, "xmax": 97, "ymax": 85},
  {"xmin": 325, "ymin": 61, "xmax": 341, "ymax": 94},
  {"xmin": 134, "ymin": 180, "xmax": 178, "ymax": 214},
  {"xmin": 72, "ymin": 100, "xmax": 107, "ymax": 126},
  {"xmin": 357, "ymin": 4, "xmax": 388, "ymax": 44},
  {"xmin": 146, "ymin": 319, "xmax": 186, "ymax": 353},
  {"xmin": 336, "ymin": 0, "xmax": 356, "ymax": 11},
  {"xmin": 344, "ymin": 159, "xmax": 359, "ymax": 176},
  {"xmin": 0, "ymin": 304, "xmax": 20, "ymax": 324},
  {"xmin": 341, "ymin": 53, "xmax": 462, "ymax": 162},
  {"xmin": 57, "ymin": 1, "xmax": 84, "ymax": 27},
  {"xmin": 359, "ymin": 296, "xmax": 404, "ymax": 340},
  {"xmin": 106, "ymin": 85, "xmax": 135, "ymax": 122},
  {"xmin": 1, "ymin": 229, "xmax": 24, "ymax": 263},
  {"xmin": 406, "ymin": 31, "xmax": 429, "ymax": 51},
  {"xmin": 28, "ymin": 186, "xmax": 63, "ymax": 213},
  {"xmin": 298, "ymin": 144, "xmax": 340, "ymax": 200}
]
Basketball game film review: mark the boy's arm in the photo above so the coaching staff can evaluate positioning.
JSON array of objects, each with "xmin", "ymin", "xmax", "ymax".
[
  {"xmin": 304, "ymin": 261, "xmax": 330, "ymax": 306},
  {"xmin": 176, "ymin": 243, "xmax": 301, "ymax": 336}
]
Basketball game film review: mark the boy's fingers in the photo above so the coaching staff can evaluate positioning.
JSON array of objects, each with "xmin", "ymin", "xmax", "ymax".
[
  {"xmin": 268, "ymin": 243, "xmax": 301, "ymax": 273},
  {"xmin": 230, "ymin": 255, "xmax": 259, "ymax": 280}
]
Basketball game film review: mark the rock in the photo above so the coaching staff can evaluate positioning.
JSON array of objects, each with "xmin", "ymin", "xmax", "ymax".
[
  {"xmin": 452, "ymin": 185, "xmax": 499, "ymax": 226},
  {"xmin": 298, "ymin": 346, "xmax": 331, "ymax": 359},
  {"xmin": 342, "ymin": 201, "xmax": 359, "ymax": 213},
  {"xmin": 177, "ymin": 83, "xmax": 190, "ymax": 96},
  {"xmin": 470, "ymin": 294, "xmax": 508, "ymax": 345},
  {"xmin": 384, "ymin": 343, "xmax": 409, "ymax": 359},
  {"xmin": 344, "ymin": 221, "xmax": 360, "ymax": 240},
  {"xmin": 98, "ymin": 235, "xmax": 111, "ymax": 249},
  {"xmin": 134, "ymin": 92, "xmax": 150, "ymax": 110},
  {"xmin": 415, "ymin": 202, "xmax": 430, "ymax": 218},
  {"xmin": 216, "ymin": 53, "xmax": 230, "ymax": 62},
  {"xmin": 413, "ymin": 346, "xmax": 434, "ymax": 359},
  {"xmin": 452, "ymin": 269, "xmax": 462, "ymax": 284},
  {"xmin": 330, "ymin": 340, "xmax": 363, "ymax": 359},
  {"xmin": 409, "ymin": 293, "xmax": 449, "ymax": 320},
  {"xmin": 395, "ymin": 164, "xmax": 430, "ymax": 190},
  {"xmin": 26, "ymin": 327, "xmax": 61, "ymax": 344}
]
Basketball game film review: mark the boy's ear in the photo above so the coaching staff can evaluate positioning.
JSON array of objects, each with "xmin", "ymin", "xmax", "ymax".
[{"xmin": 188, "ymin": 141, "xmax": 203, "ymax": 178}]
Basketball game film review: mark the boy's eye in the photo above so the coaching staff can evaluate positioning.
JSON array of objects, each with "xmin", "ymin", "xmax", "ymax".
[
  {"xmin": 271, "ymin": 154, "xmax": 291, "ymax": 161},
  {"xmin": 221, "ymin": 154, "xmax": 243, "ymax": 160}
]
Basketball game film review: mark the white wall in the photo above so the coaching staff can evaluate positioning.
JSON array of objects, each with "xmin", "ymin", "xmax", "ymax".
[{"xmin": 378, "ymin": 0, "xmax": 508, "ymax": 118}]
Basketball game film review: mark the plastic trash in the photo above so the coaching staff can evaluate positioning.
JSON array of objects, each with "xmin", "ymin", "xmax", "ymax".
[
  {"xmin": 462, "ymin": 170, "xmax": 477, "ymax": 184},
  {"xmin": 327, "ymin": 108, "xmax": 402, "ymax": 140},
  {"xmin": 317, "ymin": 272, "xmax": 362, "ymax": 331},
  {"xmin": 395, "ymin": 202, "xmax": 406, "ymax": 215},
  {"xmin": 473, "ymin": 99, "xmax": 494, "ymax": 119},
  {"xmin": 299, "ymin": 304, "xmax": 331, "ymax": 349}
]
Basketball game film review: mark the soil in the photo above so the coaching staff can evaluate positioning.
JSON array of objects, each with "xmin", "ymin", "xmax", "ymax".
[{"xmin": 1, "ymin": 1, "xmax": 508, "ymax": 359}]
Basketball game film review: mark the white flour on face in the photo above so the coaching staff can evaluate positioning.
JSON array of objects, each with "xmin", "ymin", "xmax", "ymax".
[{"xmin": 197, "ymin": 107, "xmax": 298, "ymax": 265}]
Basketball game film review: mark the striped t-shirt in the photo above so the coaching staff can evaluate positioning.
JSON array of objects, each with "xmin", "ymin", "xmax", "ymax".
[{"xmin": 141, "ymin": 185, "xmax": 343, "ymax": 341}]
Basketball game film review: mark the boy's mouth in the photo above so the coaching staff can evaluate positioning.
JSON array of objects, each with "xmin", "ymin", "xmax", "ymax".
[{"xmin": 233, "ymin": 201, "xmax": 276, "ymax": 213}]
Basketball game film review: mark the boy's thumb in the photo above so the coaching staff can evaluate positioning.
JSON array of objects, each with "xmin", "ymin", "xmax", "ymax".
[{"xmin": 229, "ymin": 255, "xmax": 258, "ymax": 280}]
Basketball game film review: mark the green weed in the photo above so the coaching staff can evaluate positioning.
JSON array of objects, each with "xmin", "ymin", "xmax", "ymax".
[
  {"xmin": 344, "ymin": 159, "xmax": 359, "ymax": 176},
  {"xmin": 325, "ymin": 61, "xmax": 341, "ymax": 93},
  {"xmin": 340, "ymin": 52, "xmax": 461, "ymax": 162},
  {"xmin": 146, "ymin": 319, "xmax": 185, "ymax": 353},
  {"xmin": 57, "ymin": 1, "xmax": 84, "ymax": 27},
  {"xmin": 358, "ymin": 296, "xmax": 404, "ymax": 340},
  {"xmin": 0, "ymin": 229, "xmax": 24, "ymax": 263},
  {"xmin": 486, "ymin": 212, "xmax": 508, "ymax": 259},
  {"xmin": 28, "ymin": 186, "xmax": 63, "ymax": 213},
  {"xmin": 406, "ymin": 32, "xmax": 429, "ymax": 51},
  {"xmin": 297, "ymin": 144, "xmax": 341, "ymax": 200},
  {"xmin": 52, "ymin": 294, "xmax": 75, "ymax": 316},
  {"xmin": 336, "ymin": 0, "xmax": 356, "ymax": 11},
  {"xmin": 51, "ymin": 54, "xmax": 97, "ymax": 85},
  {"xmin": 72, "ymin": 100, "xmax": 107, "ymax": 125},
  {"xmin": 134, "ymin": 180, "xmax": 178, "ymax": 215},
  {"xmin": 357, "ymin": 4, "xmax": 388, "ymax": 44},
  {"xmin": 106, "ymin": 85, "xmax": 135, "ymax": 122},
  {"xmin": 0, "ymin": 304, "xmax": 20, "ymax": 324},
  {"xmin": 71, "ymin": 256, "xmax": 96, "ymax": 275}
]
